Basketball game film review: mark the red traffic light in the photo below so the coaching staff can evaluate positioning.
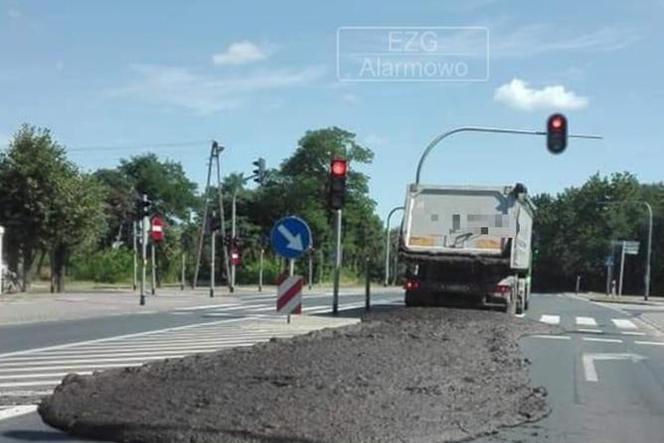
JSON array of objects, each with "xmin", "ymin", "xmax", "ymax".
[
  {"xmin": 330, "ymin": 159, "xmax": 347, "ymax": 177},
  {"xmin": 546, "ymin": 113, "xmax": 567, "ymax": 154}
]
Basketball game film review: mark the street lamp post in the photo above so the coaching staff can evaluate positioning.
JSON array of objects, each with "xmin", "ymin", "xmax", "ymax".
[{"xmin": 384, "ymin": 206, "xmax": 405, "ymax": 286}]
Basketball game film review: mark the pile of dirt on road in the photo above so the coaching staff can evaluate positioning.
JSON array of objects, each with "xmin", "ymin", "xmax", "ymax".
[{"xmin": 39, "ymin": 307, "xmax": 556, "ymax": 443}]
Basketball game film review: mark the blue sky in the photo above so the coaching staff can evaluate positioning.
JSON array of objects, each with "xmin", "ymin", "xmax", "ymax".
[{"xmin": 1, "ymin": 0, "xmax": 663, "ymax": 218}]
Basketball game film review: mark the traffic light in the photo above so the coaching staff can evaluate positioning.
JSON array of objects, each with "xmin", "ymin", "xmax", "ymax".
[
  {"xmin": 546, "ymin": 113, "xmax": 567, "ymax": 154},
  {"xmin": 136, "ymin": 195, "xmax": 152, "ymax": 219},
  {"xmin": 252, "ymin": 158, "xmax": 267, "ymax": 185},
  {"xmin": 328, "ymin": 158, "xmax": 348, "ymax": 210}
]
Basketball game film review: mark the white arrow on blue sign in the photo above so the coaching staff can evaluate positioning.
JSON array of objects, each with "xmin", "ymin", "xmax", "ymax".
[{"xmin": 270, "ymin": 216, "xmax": 312, "ymax": 259}]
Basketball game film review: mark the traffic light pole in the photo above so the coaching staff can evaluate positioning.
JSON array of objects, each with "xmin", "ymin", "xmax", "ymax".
[
  {"xmin": 230, "ymin": 190, "xmax": 237, "ymax": 292},
  {"xmin": 415, "ymin": 126, "xmax": 602, "ymax": 185},
  {"xmin": 332, "ymin": 209, "xmax": 342, "ymax": 315},
  {"xmin": 210, "ymin": 229, "xmax": 216, "ymax": 298},
  {"xmin": 140, "ymin": 194, "xmax": 148, "ymax": 306},
  {"xmin": 258, "ymin": 248, "xmax": 264, "ymax": 292},
  {"xmin": 132, "ymin": 221, "xmax": 137, "ymax": 291},
  {"xmin": 150, "ymin": 242, "xmax": 156, "ymax": 296}
]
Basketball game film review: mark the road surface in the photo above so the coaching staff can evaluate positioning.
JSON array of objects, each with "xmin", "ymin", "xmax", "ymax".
[{"xmin": 1, "ymin": 291, "xmax": 664, "ymax": 442}]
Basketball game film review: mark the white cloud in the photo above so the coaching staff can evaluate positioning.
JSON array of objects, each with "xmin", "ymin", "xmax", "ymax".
[
  {"xmin": 364, "ymin": 134, "xmax": 388, "ymax": 147},
  {"xmin": 0, "ymin": 133, "xmax": 10, "ymax": 148},
  {"xmin": 212, "ymin": 41, "xmax": 267, "ymax": 66},
  {"xmin": 342, "ymin": 93, "xmax": 358, "ymax": 104},
  {"xmin": 111, "ymin": 64, "xmax": 325, "ymax": 114},
  {"xmin": 493, "ymin": 25, "xmax": 641, "ymax": 57},
  {"xmin": 494, "ymin": 78, "xmax": 588, "ymax": 111}
]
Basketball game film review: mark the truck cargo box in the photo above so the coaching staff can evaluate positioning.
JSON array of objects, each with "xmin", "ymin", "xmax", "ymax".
[{"xmin": 400, "ymin": 183, "xmax": 535, "ymax": 271}]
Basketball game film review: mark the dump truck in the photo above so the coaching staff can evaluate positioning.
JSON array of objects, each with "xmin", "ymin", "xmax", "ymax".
[{"xmin": 399, "ymin": 183, "xmax": 535, "ymax": 314}]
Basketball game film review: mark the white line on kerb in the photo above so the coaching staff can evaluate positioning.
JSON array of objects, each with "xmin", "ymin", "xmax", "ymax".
[{"xmin": 0, "ymin": 405, "xmax": 37, "ymax": 421}]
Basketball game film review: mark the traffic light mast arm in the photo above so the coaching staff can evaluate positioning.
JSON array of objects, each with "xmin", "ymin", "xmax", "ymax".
[{"xmin": 414, "ymin": 126, "xmax": 602, "ymax": 185}]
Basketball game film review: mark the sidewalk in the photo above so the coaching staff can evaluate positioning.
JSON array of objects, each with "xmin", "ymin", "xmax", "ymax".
[{"xmin": 0, "ymin": 285, "xmax": 399, "ymax": 326}]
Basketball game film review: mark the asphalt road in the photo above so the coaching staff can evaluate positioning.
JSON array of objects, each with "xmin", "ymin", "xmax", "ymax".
[{"xmin": 2, "ymin": 291, "xmax": 664, "ymax": 442}]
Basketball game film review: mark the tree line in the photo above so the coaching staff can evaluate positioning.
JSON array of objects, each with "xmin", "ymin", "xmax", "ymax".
[{"xmin": 0, "ymin": 124, "xmax": 385, "ymax": 292}]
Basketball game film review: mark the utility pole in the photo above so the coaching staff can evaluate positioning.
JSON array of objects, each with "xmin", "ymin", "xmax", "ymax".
[
  {"xmin": 644, "ymin": 202, "xmax": 653, "ymax": 301},
  {"xmin": 332, "ymin": 209, "xmax": 342, "ymax": 315},
  {"xmin": 140, "ymin": 194, "xmax": 148, "ymax": 306},
  {"xmin": 132, "ymin": 221, "xmax": 137, "ymax": 291}
]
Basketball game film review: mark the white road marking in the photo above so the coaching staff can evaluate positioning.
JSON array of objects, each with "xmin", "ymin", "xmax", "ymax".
[
  {"xmin": 531, "ymin": 335, "xmax": 571, "ymax": 340},
  {"xmin": 577, "ymin": 328, "xmax": 603, "ymax": 334},
  {"xmin": 582, "ymin": 353, "xmax": 646, "ymax": 382},
  {"xmin": 635, "ymin": 341, "xmax": 664, "ymax": 346},
  {"xmin": 172, "ymin": 303, "xmax": 242, "ymax": 312},
  {"xmin": 539, "ymin": 315, "xmax": 560, "ymax": 325},
  {"xmin": 576, "ymin": 317, "xmax": 598, "ymax": 327},
  {"xmin": 612, "ymin": 318, "xmax": 638, "ymax": 330},
  {"xmin": 582, "ymin": 337, "xmax": 622, "ymax": 343},
  {"xmin": 621, "ymin": 331, "xmax": 646, "ymax": 336},
  {"xmin": 0, "ymin": 390, "xmax": 51, "ymax": 397},
  {"xmin": 0, "ymin": 405, "xmax": 37, "ymax": 420}
]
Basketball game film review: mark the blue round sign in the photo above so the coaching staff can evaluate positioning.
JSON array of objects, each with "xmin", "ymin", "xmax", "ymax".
[{"xmin": 270, "ymin": 216, "xmax": 312, "ymax": 259}]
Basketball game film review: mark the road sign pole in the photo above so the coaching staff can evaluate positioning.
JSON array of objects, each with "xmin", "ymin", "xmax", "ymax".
[
  {"xmin": 333, "ymin": 209, "xmax": 342, "ymax": 315},
  {"xmin": 619, "ymin": 241, "xmax": 626, "ymax": 296},
  {"xmin": 140, "ymin": 194, "xmax": 148, "ymax": 306},
  {"xmin": 318, "ymin": 249, "xmax": 323, "ymax": 285},
  {"xmin": 150, "ymin": 242, "xmax": 156, "ymax": 295},
  {"xmin": 289, "ymin": 258, "xmax": 294, "ymax": 276},
  {"xmin": 132, "ymin": 221, "xmax": 137, "ymax": 291},
  {"xmin": 258, "ymin": 248, "xmax": 264, "ymax": 292},
  {"xmin": 308, "ymin": 250, "xmax": 313, "ymax": 290}
]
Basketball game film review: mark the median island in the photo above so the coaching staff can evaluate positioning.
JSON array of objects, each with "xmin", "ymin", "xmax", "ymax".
[{"xmin": 39, "ymin": 307, "xmax": 553, "ymax": 443}]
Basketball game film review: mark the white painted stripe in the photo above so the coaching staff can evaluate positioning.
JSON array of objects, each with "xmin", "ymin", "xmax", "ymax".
[
  {"xmin": 582, "ymin": 354, "xmax": 599, "ymax": 382},
  {"xmin": 539, "ymin": 315, "xmax": 560, "ymax": 325},
  {"xmin": 621, "ymin": 331, "xmax": 646, "ymax": 336},
  {"xmin": 0, "ymin": 354, "xmax": 191, "ymax": 370},
  {"xmin": 582, "ymin": 337, "xmax": 622, "ymax": 343},
  {"xmin": 0, "ymin": 380, "xmax": 62, "ymax": 388},
  {"xmin": 208, "ymin": 304, "xmax": 268, "ymax": 311},
  {"xmin": 635, "ymin": 341, "xmax": 664, "ymax": 346},
  {"xmin": 252, "ymin": 306, "xmax": 279, "ymax": 312},
  {"xmin": 576, "ymin": 317, "xmax": 598, "ymax": 327},
  {"xmin": 0, "ymin": 390, "xmax": 51, "ymax": 397},
  {"xmin": 0, "ymin": 343, "xmax": 264, "ymax": 362},
  {"xmin": 0, "ymin": 405, "xmax": 37, "ymax": 421},
  {"xmin": 172, "ymin": 303, "xmax": 242, "ymax": 312},
  {"xmin": 612, "ymin": 318, "xmax": 638, "ymax": 330},
  {"xmin": 0, "ymin": 317, "xmax": 250, "ymax": 360},
  {"xmin": 0, "ymin": 363, "xmax": 144, "ymax": 379},
  {"xmin": 530, "ymin": 335, "xmax": 571, "ymax": 340},
  {"xmin": 577, "ymin": 328, "xmax": 603, "ymax": 334}
]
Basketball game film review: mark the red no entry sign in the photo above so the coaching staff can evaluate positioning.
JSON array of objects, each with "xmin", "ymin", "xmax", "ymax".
[
  {"xmin": 277, "ymin": 276, "xmax": 303, "ymax": 315},
  {"xmin": 150, "ymin": 216, "xmax": 164, "ymax": 242}
]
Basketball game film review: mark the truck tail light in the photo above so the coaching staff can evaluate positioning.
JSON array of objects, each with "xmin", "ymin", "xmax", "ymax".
[
  {"xmin": 494, "ymin": 284, "xmax": 511, "ymax": 295},
  {"xmin": 405, "ymin": 279, "xmax": 420, "ymax": 291}
]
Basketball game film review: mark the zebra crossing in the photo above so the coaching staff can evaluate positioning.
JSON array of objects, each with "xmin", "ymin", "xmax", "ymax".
[
  {"xmin": 170, "ymin": 292, "xmax": 404, "ymax": 318},
  {"xmin": 0, "ymin": 314, "xmax": 359, "ymax": 413},
  {"xmin": 533, "ymin": 312, "xmax": 664, "ymax": 343}
]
